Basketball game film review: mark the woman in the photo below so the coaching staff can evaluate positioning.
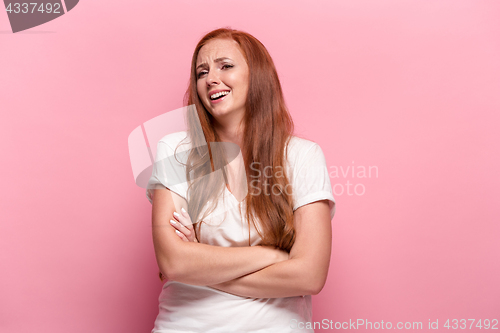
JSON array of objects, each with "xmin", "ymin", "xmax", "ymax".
[{"xmin": 147, "ymin": 27, "xmax": 336, "ymax": 333}]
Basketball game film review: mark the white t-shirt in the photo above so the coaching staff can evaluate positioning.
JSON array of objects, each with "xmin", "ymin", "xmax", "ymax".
[{"xmin": 147, "ymin": 131, "xmax": 336, "ymax": 333}]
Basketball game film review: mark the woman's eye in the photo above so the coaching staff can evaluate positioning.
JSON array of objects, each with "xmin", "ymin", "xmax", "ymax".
[{"xmin": 197, "ymin": 65, "xmax": 232, "ymax": 78}]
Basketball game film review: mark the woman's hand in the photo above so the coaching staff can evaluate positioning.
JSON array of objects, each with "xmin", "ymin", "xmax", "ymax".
[
  {"xmin": 170, "ymin": 209, "xmax": 289, "ymax": 265},
  {"xmin": 170, "ymin": 207, "xmax": 198, "ymax": 243},
  {"xmin": 171, "ymin": 208, "xmax": 290, "ymax": 263},
  {"xmin": 171, "ymin": 211, "xmax": 289, "ymax": 266}
]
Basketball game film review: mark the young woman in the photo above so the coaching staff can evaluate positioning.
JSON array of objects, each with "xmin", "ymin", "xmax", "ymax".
[{"xmin": 146, "ymin": 28, "xmax": 336, "ymax": 333}]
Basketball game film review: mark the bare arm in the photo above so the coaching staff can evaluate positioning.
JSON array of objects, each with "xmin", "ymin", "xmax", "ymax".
[
  {"xmin": 206, "ymin": 200, "xmax": 333, "ymax": 298},
  {"xmin": 151, "ymin": 188, "xmax": 288, "ymax": 286}
]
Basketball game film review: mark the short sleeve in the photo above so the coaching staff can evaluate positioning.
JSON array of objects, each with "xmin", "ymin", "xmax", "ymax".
[
  {"xmin": 292, "ymin": 143, "xmax": 336, "ymax": 220},
  {"xmin": 146, "ymin": 140, "xmax": 189, "ymax": 204}
]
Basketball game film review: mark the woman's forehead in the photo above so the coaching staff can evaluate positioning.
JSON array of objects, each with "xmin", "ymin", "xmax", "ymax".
[{"xmin": 196, "ymin": 39, "xmax": 243, "ymax": 64}]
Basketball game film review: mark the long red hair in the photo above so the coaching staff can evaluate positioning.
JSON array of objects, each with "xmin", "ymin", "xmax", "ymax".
[{"xmin": 159, "ymin": 27, "xmax": 296, "ymax": 282}]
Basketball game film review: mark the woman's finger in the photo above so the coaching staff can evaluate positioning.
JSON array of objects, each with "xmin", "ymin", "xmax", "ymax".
[
  {"xmin": 169, "ymin": 218, "xmax": 189, "ymax": 234},
  {"xmin": 172, "ymin": 209, "xmax": 197, "ymax": 242},
  {"xmin": 173, "ymin": 209, "xmax": 193, "ymax": 227},
  {"xmin": 174, "ymin": 229, "xmax": 188, "ymax": 242},
  {"xmin": 170, "ymin": 218, "xmax": 197, "ymax": 242},
  {"xmin": 174, "ymin": 212, "xmax": 191, "ymax": 236},
  {"xmin": 180, "ymin": 208, "xmax": 196, "ymax": 232}
]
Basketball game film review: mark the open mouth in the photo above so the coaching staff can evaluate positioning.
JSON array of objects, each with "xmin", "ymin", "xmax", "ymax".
[{"xmin": 210, "ymin": 91, "xmax": 230, "ymax": 101}]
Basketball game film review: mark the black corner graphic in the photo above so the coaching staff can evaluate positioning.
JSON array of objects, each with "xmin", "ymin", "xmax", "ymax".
[{"xmin": 3, "ymin": 0, "xmax": 79, "ymax": 33}]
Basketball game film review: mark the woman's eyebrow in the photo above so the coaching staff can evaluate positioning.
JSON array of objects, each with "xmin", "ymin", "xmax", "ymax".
[{"xmin": 196, "ymin": 57, "xmax": 233, "ymax": 70}]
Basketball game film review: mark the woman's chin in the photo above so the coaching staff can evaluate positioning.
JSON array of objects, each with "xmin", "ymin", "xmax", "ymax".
[{"xmin": 209, "ymin": 106, "xmax": 232, "ymax": 118}]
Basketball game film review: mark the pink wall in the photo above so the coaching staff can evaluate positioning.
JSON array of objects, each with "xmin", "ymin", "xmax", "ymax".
[{"xmin": 1, "ymin": 0, "xmax": 499, "ymax": 332}]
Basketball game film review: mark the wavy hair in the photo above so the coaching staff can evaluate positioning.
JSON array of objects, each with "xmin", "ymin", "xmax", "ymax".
[{"xmin": 159, "ymin": 27, "xmax": 296, "ymax": 282}]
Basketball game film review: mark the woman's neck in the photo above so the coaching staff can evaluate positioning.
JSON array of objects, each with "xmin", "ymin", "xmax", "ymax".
[{"xmin": 214, "ymin": 121, "xmax": 245, "ymax": 154}]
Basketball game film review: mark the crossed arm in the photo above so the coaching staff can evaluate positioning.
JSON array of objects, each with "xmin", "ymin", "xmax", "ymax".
[{"xmin": 151, "ymin": 188, "xmax": 332, "ymax": 298}]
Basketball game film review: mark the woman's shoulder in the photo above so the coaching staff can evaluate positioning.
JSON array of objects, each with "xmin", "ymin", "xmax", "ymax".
[
  {"xmin": 158, "ymin": 131, "xmax": 190, "ymax": 150},
  {"xmin": 158, "ymin": 130, "xmax": 188, "ymax": 145},
  {"xmin": 286, "ymin": 134, "xmax": 321, "ymax": 155},
  {"xmin": 285, "ymin": 134, "xmax": 328, "ymax": 172}
]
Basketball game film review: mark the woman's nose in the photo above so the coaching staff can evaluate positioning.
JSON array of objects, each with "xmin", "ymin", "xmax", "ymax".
[{"xmin": 206, "ymin": 70, "xmax": 220, "ymax": 86}]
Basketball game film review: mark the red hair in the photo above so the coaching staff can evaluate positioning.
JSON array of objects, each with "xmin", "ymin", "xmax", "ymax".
[{"xmin": 159, "ymin": 27, "xmax": 296, "ymax": 282}]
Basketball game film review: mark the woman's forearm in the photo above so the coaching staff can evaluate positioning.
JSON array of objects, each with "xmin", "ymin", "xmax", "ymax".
[
  {"xmin": 207, "ymin": 198, "xmax": 333, "ymax": 298},
  {"xmin": 207, "ymin": 201, "xmax": 333, "ymax": 298},
  {"xmin": 208, "ymin": 256, "xmax": 326, "ymax": 298},
  {"xmin": 152, "ymin": 188, "xmax": 288, "ymax": 285},
  {"xmin": 153, "ymin": 225, "xmax": 286, "ymax": 286}
]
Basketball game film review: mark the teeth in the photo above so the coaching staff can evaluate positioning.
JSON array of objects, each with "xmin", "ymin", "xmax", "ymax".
[{"xmin": 210, "ymin": 91, "xmax": 229, "ymax": 100}]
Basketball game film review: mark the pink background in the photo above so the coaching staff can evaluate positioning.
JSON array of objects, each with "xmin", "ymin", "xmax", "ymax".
[{"xmin": 1, "ymin": 0, "xmax": 499, "ymax": 332}]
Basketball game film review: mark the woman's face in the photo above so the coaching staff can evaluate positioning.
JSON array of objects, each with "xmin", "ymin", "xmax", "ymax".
[{"xmin": 196, "ymin": 38, "xmax": 249, "ymax": 128}]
